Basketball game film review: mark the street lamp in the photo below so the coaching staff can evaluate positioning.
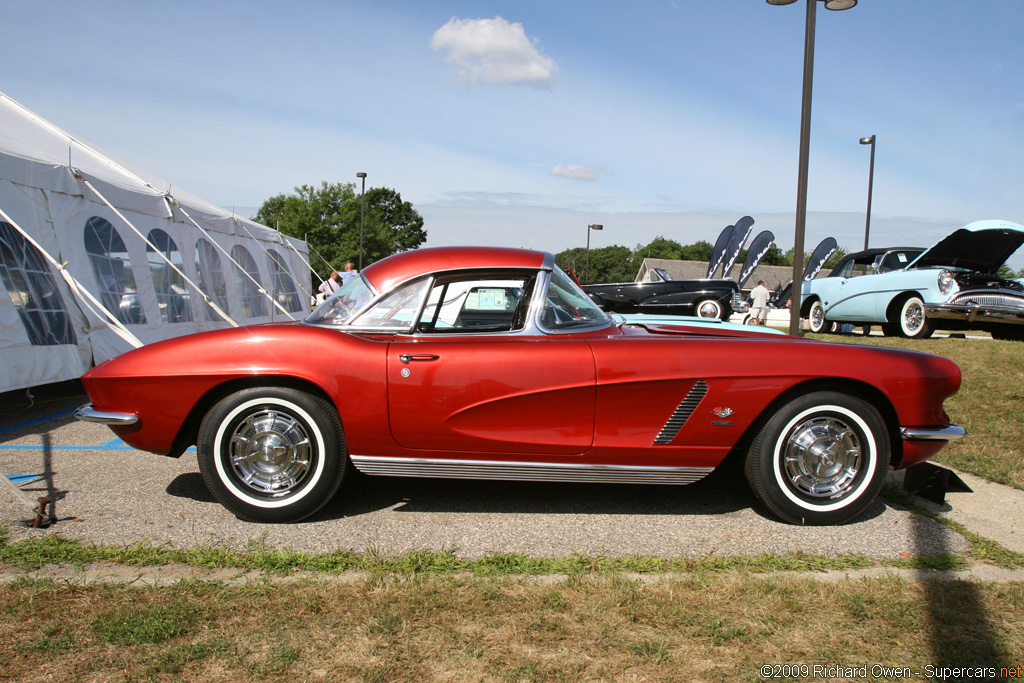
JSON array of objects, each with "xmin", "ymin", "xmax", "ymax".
[
  {"xmin": 767, "ymin": 0, "xmax": 857, "ymax": 336},
  {"xmin": 585, "ymin": 224, "xmax": 603, "ymax": 283},
  {"xmin": 859, "ymin": 135, "xmax": 876, "ymax": 250},
  {"xmin": 356, "ymin": 172, "xmax": 367, "ymax": 270}
]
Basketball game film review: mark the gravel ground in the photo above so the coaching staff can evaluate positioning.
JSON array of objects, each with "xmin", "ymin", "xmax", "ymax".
[{"xmin": 0, "ymin": 385, "xmax": 970, "ymax": 560}]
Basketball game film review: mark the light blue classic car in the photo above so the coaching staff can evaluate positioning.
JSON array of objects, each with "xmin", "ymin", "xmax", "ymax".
[{"xmin": 801, "ymin": 219, "xmax": 1024, "ymax": 340}]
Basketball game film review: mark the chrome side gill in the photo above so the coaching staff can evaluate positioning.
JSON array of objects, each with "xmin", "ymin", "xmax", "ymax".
[
  {"xmin": 349, "ymin": 456, "xmax": 713, "ymax": 486},
  {"xmin": 653, "ymin": 379, "xmax": 708, "ymax": 445}
]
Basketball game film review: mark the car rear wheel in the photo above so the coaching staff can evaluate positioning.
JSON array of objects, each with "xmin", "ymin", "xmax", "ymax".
[
  {"xmin": 895, "ymin": 295, "xmax": 934, "ymax": 339},
  {"xmin": 197, "ymin": 387, "xmax": 346, "ymax": 523},
  {"xmin": 744, "ymin": 391, "xmax": 890, "ymax": 525},
  {"xmin": 695, "ymin": 299, "xmax": 724, "ymax": 319}
]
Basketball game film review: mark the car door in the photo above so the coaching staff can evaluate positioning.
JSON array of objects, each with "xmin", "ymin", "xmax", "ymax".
[{"xmin": 386, "ymin": 335, "xmax": 596, "ymax": 454}]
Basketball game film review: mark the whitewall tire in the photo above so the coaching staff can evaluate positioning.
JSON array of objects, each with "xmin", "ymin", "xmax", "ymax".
[
  {"xmin": 744, "ymin": 391, "xmax": 890, "ymax": 525},
  {"xmin": 197, "ymin": 387, "xmax": 346, "ymax": 523}
]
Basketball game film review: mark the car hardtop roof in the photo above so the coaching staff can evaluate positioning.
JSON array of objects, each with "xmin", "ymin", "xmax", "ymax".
[{"xmin": 361, "ymin": 246, "xmax": 552, "ymax": 293}]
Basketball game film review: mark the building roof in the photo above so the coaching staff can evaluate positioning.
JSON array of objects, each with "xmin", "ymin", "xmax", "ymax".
[{"xmin": 637, "ymin": 258, "xmax": 794, "ymax": 291}]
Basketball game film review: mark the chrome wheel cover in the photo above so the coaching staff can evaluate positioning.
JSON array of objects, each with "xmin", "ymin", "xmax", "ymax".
[
  {"xmin": 809, "ymin": 302, "xmax": 824, "ymax": 331},
  {"xmin": 228, "ymin": 408, "xmax": 313, "ymax": 495},
  {"xmin": 902, "ymin": 300, "xmax": 924, "ymax": 334},
  {"xmin": 782, "ymin": 415, "xmax": 862, "ymax": 498},
  {"xmin": 696, "ymin": 300, "xmax": 721, "ymax": 318}
]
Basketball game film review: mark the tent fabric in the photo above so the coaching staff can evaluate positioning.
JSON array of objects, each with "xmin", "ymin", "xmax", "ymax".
[{"xmin": 0, "ymin": 92, "xmax": 311, "ymax": 393}]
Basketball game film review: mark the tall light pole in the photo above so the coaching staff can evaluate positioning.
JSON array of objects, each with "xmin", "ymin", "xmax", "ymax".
[
  {"xmin": 585, "ymin": 224, "xmax": 603, "ymax": 283},
  {"xmin": 859, "ymin": 135, "xmax": 876, "ymax": 250},
  {"xmin": 767, "ymin": 0, "xmax": 857, "ymax": 336},
  {"xmin": 356, "ymin": 172, "xmax": 367, "ymax": 270}
]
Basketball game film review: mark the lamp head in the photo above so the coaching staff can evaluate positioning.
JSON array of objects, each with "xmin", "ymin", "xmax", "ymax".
[
  {"xmin": 356, "ymin": 172, "xmax": 367, "ymax": 178},
  {"xmin": 824, "ymin": 0, "xmax": 857, "ymax": 9},
  {"xmin": 859, "ymin": 135, "xmax": 875, "ymax": 145}
]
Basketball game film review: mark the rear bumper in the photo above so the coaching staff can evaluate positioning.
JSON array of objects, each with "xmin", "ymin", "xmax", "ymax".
[{"xmin": 74, "ymin": 403, "xmax": 138, "ymax": 426}]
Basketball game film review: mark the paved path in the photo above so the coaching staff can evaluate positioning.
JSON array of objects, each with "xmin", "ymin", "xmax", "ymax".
[{"xmin": 0, "ymin": 386, "xmax": 986, "ymax": 562}]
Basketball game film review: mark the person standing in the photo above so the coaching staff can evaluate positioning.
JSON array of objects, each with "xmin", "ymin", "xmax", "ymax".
[
  {"xmin": 318, "ymin": 270, "xmax": 340, "ymax": 300},
  {"xmin": 338, "ymin": 262, "xmax": 359, "ymax": 285},
  {"xmin": 750, "ymin": 280, "xmax": 770, "ymax": 325}
]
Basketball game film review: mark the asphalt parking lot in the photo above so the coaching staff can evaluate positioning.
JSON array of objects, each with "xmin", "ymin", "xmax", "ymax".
[{"xmin": 1, "ymin": 381, "xmax": 995, "ymax": 564}]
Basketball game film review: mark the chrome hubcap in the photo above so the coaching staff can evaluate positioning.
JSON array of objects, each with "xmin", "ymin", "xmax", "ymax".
[
  {"xmin": 697, "ymin": 301, "xmax": 720, "ymax": 318},
  {"xmin": 904, "ymin": 302, "xmax": 923, "ymax": 333},
  {"xmin": 811, "ymin": 304, "xmax": 824, "ymax": 330},
  {"xmin": 229, "ymin": 409, "xmax": 312, "ymax": 495},
  {"xmin": 783, "ymin": 416, "xmax": 862, "ymax": 498}
]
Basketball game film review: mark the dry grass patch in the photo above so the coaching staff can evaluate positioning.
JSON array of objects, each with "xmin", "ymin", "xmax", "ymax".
[{"xmin": 2, "ymin": 573, "xmax": 1024, "ymax": 682}]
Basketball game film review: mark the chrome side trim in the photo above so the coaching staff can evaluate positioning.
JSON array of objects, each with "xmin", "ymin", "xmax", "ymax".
[
  {"xmin": 74, "ymin": 403, "xmax": 139, "ymax": 426},
  {"xmin": 900, "ymin": 425, "xmax": 966, "ymax": 441},
  {"xmin": 653, "ymin": 379, "xmax": 708, "ymax": 445},
  {"xmin": 349, "ymin": 455, "xmax": 714, "ymax": 486}
]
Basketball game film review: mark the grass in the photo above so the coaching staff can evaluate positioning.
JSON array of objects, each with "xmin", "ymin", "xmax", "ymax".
[{"xmin": 1, "ymin": 573, "xmax": 1023, "ymax": 682}]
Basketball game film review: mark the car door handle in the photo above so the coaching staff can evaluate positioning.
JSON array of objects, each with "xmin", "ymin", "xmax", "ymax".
[{"xmin": 399, "ymin": 354, "xmax": 440, "ymax": 364}]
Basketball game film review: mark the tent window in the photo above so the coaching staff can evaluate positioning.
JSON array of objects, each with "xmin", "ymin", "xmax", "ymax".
[
  {"xmin": 83, "ymin": 217, "xmax": 146, "ymax": 325},
  {"xmin": 146, "ymin": 228, "xmax": 192, "ymax": 323},
  {"xmin": 0, "ymin": 221, "xmax": 77, "ymax": 346},
  {"xmin": 195, "ymin": 239, "xmax": 230, "ymax": 321},
  {"xmin": 267, "ymin": 249, "xmax": 304, "ymax": 313},
  {"xmin": 230, "ymin": 245, "xmax": 266, "ymax": 318}
]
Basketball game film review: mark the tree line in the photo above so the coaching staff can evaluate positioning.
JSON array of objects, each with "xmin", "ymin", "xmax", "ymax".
[
  {"xmin": 251, "ymin": 184, "xmax": 1024, "ymax": 287},
  {"xmin": 555, "ymin": 237, "xmax": 845, "ymax": 284}
]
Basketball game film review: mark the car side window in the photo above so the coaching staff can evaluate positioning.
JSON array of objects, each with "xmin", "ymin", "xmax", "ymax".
[
  {"xmin": 351, "ymin": 278, "xmax": 431, "ymax": 330},
  {"xmin": 417, "ymin": 274, "xmax": 532, "ymax": 333}
]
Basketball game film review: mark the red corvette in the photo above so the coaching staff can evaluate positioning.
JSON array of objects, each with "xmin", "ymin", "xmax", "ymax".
[{"xmin": 77, "ymin": 246, "xmax": 965, "ymax": 525}]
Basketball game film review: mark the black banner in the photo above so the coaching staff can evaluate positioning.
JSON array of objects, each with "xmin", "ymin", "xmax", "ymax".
[
  {"xmin": 721, "ymin": 216, "xmax": 755, "ymax": 279},
  {"xmin": 705, "ymin": 224, "xmax": 734, "ymax": 279},
  {"xmin": 803, "ymin": 237, "xmax": 838, "ymax": 281},
  {"xmin": 737, "ymin": 230, "xmax": 775, "ymax": 288}
]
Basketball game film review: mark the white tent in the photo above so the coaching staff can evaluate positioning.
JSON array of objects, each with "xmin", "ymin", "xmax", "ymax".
[{"xmin": 0, "ymin": 92, "xmax": 312, "ymax": 393}]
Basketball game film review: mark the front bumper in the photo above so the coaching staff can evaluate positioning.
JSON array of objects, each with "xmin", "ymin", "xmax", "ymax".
[
  {"xmin": 925, "ymin": 299, "xmax": 1024, "ymax": 325},
  {"xmin": 74, "ymin": 403, "xmax": 139, "ymax": 426},
  {"xmin": 901, "ymin": 424, "xmax": 966, "ymax": 442}
]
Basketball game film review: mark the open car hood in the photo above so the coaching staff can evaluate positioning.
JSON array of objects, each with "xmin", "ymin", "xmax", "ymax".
[{"xmin": 909, "ymin": 220, "xmax": 1024, "ymax": 273}]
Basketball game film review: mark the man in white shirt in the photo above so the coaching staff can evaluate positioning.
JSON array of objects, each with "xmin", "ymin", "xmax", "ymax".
[{"xmin": 750, "ymin": 280, "xmax": 770, "ymax": 325}]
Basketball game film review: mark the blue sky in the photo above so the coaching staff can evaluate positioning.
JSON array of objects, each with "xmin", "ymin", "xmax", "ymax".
[{"xmin": 3, "ymin": 1, "xmax": 1023, "ymax": 267}]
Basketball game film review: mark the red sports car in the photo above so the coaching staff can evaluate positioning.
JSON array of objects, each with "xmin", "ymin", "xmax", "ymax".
[{"xmin": 76, "ymin": 246, "xmax": 965, "ymax": 525}]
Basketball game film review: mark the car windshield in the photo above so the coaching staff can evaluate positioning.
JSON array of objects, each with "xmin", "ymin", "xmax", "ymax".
[
  {"xmin": 540, "ymin": 266, "xmax": 610, "ymax": 330},
  {"xmin": 305, "ymin": 275, "xmax": 374, "ymax": 325}
]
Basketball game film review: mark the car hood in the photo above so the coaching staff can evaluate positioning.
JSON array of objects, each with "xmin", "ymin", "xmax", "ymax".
[{"xmin": 909, "ymin": 220, "xmax": 1024, "ymax": 273}]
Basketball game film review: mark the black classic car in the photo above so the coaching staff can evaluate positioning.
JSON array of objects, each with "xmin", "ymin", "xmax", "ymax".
[{"xmin": 582, "ymin": 268, "xmax": 746, "ymax": 320}]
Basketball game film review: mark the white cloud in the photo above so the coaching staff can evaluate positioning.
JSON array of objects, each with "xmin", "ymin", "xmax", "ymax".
[
  {"xmin": 430, "ymin": 16, "xmax": 558, "ymax": 87},
  {"xmin": 549, "ymin": 164, "xmax": 610, "ymax": 181}
]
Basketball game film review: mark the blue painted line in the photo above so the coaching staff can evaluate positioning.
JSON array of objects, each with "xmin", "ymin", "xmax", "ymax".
[
  {"xmin": 0, "ymin": 407, "xmax": 78, "ymax": 435},
  {"xmin": 0, "ymin": 444, "xmax": 196, "ymax": 452},
  {"xmin": 100, "ymin": 437, "xmax": 126, "ymax": 448},
  {"xmin": 4, "ymin": 474, "xmax": 41, "ymax": 483}
]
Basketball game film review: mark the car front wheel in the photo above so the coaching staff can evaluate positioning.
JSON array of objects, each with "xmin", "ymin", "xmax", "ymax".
[
  {"xmin": 197, "ymin": 387, "xmax": 346, "ymax": 523},
  {"xmin": 744, "ymin": 391, "xmax": 890, "ymax": 525},
  {"xmin": 895, "ymin": 295, "xmax": 934, "ymax": 339}
]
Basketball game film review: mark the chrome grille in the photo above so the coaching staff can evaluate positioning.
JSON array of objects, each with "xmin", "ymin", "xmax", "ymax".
[
  {"xmin": 653, "ymin": 379, "xmax": 708, "ymax": 445},
  {"xmin": 950, "ymin": 293, "xmax": 1024, "ymax": 311}
]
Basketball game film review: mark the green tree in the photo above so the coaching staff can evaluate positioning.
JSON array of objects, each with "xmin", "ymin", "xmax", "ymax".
[
  {"xmin": 253, "ymin": 181, "xmax": 426, "ymax": 280},
  {"xmin": 555, "ymin": 245, "xmax": 634, "ymax": 283},
  {"xmin": 634, "ymin": 236, "xmax": 685, "ymax": 261}
]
